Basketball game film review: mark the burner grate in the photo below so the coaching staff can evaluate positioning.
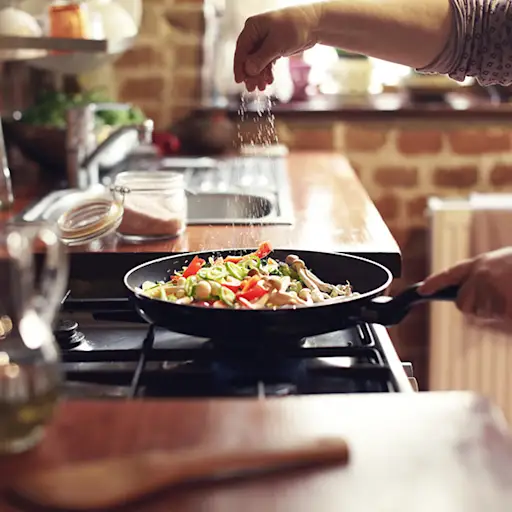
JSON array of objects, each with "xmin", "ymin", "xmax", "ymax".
[{"xmin": 57, "ymin": 295, "xmax": 407, "ymax": 398}]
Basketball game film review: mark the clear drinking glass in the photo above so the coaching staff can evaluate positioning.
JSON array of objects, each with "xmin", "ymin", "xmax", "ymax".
[
  {"xmin": 0, "ymin": 223, "xmax": 68, "ymax": 454},
  {"xmin": 0, "ymin": 118, "xmax": 14, "ymax": 212}
]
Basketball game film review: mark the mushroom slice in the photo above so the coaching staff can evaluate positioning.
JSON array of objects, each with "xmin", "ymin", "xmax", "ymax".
[
  {"xmin": 252, "ymin": 293, "xmax": 270, "ymax": 309},
  {"xmin": 162, "ymin": 284, "xmax": 183, "ymax": 295},
  {"xmin": 311, "ymin": 289, "xmax": 326, "ymax": 303},
  {"xmin": 268, "ymin": 290, "xmax": 297, "ymax": 306},
  {"xmin": 278, "ymin": 276, "xmax": 291, "ymax": 293},
  {"xmin": 287, "ymin": 257, "xmax": 320, "ymax": 291},
  {"xmin": 303, "ymin": 268, "xmax": 335, "ymax": 294}
]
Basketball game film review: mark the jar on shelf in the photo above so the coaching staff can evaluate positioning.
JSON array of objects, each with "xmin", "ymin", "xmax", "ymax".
[
  {"xmin": 56, "ymin": 171, "xmax": 187, "ymax": 247},
  {"xmin": 114, "ymin": 171, "xmax": 187, "ymax": 242},
  {"xmin": 48, "ymin": 1, "xmax": 91, "ymax": 40},
  {"xmin": 330, "ymin": 50, "xmax": 373, "ymax": 96}
]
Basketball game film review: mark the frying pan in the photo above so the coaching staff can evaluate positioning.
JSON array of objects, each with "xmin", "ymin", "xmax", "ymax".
[{"xmin": 124, "ymin": 248, "xmax": 458, "ymax": 343}]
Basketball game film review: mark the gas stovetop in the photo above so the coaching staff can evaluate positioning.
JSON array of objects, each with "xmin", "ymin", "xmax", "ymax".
[
  {"xmin": 43, "ymin": 252, "xmax": 414, "ymax": 399},
  {"xmin": 55, "ymin": 296, "xmax": 414, "ymax": 399}
]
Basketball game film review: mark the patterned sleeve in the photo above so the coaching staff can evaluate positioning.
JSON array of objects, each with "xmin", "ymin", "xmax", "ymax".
[{"xmin": 417, "ymin": 0, "xmax": 512, "ymax": 86}]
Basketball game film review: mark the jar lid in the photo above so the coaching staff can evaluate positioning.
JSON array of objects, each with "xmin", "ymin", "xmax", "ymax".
[
  {"xmin": 57, "ymin": 188, "xmax": 125, "ymax": 246},
  {"xmin": 115, "ymin": 171, "xmax": 184, "ymax": 192}
]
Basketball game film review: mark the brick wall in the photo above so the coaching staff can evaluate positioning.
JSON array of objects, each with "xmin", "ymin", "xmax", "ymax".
[
  {"xmin": 275, "ymin": 118, "xmax": 512, "ymax": 387},
  {"xmin": 111, "ymin": 0, "xmax": 205, "ymax": 130},
  {"xmin": 112, "ymin": 1, "xmax": 512, "ymax": 388}
]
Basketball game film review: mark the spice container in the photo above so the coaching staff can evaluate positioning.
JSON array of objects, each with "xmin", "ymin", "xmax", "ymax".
[
  {"xmin": 48, "ymin": 1, "xmax": 90, "ymax": 40},
  {"xmin": 57, "ymin": 192, "xmax": 124, "ymax": 246},
  {"xmin": 114, "ymin": 171, "xmax": 187, "ymax": 241},
  {"xmin": 55, "ymin": 171, "xmax": 186, "ymax": 246}
]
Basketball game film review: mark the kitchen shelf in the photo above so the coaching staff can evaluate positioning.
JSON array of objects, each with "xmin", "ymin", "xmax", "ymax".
[{"xmin": 0, "ymin": 35, "xmax": 135, "ymax": 59}]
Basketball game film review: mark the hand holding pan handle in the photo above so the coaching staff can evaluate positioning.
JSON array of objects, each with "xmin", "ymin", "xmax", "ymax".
[{"xmin": 357, "ymin": 283, "xmax": 460, "ymax": 326}]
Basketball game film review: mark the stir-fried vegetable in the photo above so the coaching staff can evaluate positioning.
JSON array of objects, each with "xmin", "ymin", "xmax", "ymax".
[{"xmin": 137, "ymin": 242, "xmax": 358, "ymax": 309}]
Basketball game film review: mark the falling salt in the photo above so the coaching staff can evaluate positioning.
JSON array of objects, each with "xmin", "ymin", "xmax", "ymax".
[
  {"xmin": 237, "ymin": 92, "xmax": 248, "ymax": 148},
  {"xmin": 231, "ymin": 88, "xmax": 281, "ymax": 236},
  {"xmin": 237, "ymin": 89, "xmax": 279, "ymax": 152}
]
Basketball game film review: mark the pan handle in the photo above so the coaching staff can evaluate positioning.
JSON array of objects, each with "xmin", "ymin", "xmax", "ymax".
[
  {"xmin": 390, "ymin": 282, "xmax": 459, "ymax": 308},
  {"xmin": 360, "ymin": 283, "xmax": 459, "ymax": 326}
]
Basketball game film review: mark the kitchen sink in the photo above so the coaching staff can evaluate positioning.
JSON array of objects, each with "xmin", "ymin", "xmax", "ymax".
[
  {"xmin": 11, "ymin": 156, "xmax": 295, "ymax": 226},
  {"xmin": 187, "ymin": 193, "xmax": 273, "ymax": 224}
]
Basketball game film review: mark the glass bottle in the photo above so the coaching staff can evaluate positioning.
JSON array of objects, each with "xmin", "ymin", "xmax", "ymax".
[
  {"xmin": 0, "ymin": 117, "xmax": 14, "ymax": 211},
  {"xmin": 0, "ymin": 223, "xmax": 68, "ymax": 454}
]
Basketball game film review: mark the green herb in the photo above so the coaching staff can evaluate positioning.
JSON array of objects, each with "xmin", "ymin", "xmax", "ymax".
[
  {"xmin": 239, "ymin": 256, "xmax": 261, "ymax": 272},
  {"xmin": 219, "ymin": 286, "xmax": 236, "ymax": 307},
  {"xmin": 225, "ymin": 261, "xmax": 246, "ymax": 281},
  {"xmin": 205, "ymin": 266, "xmax": 227, "ymax": 281},
  {"xmin": 20, "ymin": 89, "xmax": 145, "ymax": 129},
  {"xmin": 288, "ymin": 281, "xmax": 303, "ymax": 294},
  {"xmin": 184, "ymin": 276, "xmax": 197, "ymax": 297}
]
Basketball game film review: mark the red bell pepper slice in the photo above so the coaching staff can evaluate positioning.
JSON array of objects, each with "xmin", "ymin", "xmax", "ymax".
[
  {"xmin": 224, "ymin": 255, "xmax": 244, "ymax": 263},
  {"xmin": 255, "ymin": 241, "xmax": 272, "ymax": 259},
  {"xmin": 224, "ymin": 242, "xmax": 272, "ymax": 265},
  {"xmin": 241, "ymin": 275, "xmax": 260, "ymax": 293},
  {"xmin": 182, "ymin": 255, "xmax": 205, "ymax": 278},
  {"xmin": 237, "ymin": 283, "xmax": 268, "ymax": 302}
]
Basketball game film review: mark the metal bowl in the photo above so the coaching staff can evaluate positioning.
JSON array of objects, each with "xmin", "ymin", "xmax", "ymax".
[
  {"xmin": 3, "ymin": 120, "xmax": 137, "ymax": 179},
  {"xmin": 3, "ymin": 120, "xmax": 67, "ymax": 177}
]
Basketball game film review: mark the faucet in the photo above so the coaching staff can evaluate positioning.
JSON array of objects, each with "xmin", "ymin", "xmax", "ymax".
[
  {"xmin": 65, "ymin": 103, "xmax": 154, "ymax": 190},
  {"xmin": 0, "ymin": 115, "xmax": 14, "ymax": 210}
]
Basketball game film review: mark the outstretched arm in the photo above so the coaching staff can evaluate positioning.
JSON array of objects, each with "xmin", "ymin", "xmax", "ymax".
[
  {"xmin": 235, "ymin": 0, "xmax": 512, "ymax": 89},
  {"xmin": 316, "ymin": 0, "xmax": 512, "ymax": 85},
  {"xmin": 314, "ymin": 0, "xmax": 453, "ymax": 70}
]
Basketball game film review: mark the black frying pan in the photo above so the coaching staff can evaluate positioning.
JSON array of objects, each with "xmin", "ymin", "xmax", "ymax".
[{"xmin": 124, "ymin": 248, "xmax": 458, "ymax": 342}]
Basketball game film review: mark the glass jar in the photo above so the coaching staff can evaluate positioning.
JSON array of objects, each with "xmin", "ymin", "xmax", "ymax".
[
  {"xmin": 57, "ymin": 188, "xmax": 124, "ymax": 246},
  {"xmin": 114, "ymin": 171, "xmax": 187, "ymax": 241},
  {"xmin": 48, "ymin": 1, "xmax": 90, "ymax": 40}
]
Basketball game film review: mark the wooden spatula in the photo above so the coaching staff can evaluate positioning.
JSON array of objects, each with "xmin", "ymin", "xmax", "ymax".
[{"xmin": 11, "ymin": 437, "xmax": 349, "ymax": 511}]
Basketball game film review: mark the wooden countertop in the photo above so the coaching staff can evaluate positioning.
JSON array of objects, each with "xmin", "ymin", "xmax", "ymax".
[
  {"xmin": 4, "ymin": 152, "xmax": 401, "ymax": 276},
  {"xmin": 1, "ymin": 392, "xmax": 511, "ymax": 512}
]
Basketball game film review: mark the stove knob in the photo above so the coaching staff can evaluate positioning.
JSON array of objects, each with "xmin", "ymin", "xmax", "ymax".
[{"xmin": 54, "ymin": 319, "xmax": 85, "ymax": 349}]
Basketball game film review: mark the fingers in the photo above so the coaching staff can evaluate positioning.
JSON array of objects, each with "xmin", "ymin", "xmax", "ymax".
[
  {"xmin": 455, "ymin": 278, "xmax": 478, "ymax": 315},
  {"xmin": 234, "ymin": 17, "xmax": 281, "ymax": 90},
  {"xmin": 243, "ymin": 63, "xmax": 275, "ymax": 92},
  {"xmin": 458, "ymin": 272, "xmax": 506, "ymax": 320},
  {"xmin": 234, "ymin": 28, "xmax": 254, "ymax": 84},
  {"xmin": 426, "ymin": 259, "xmax": 506, "ymax": 321},
  {"xmin": 244, "ymin": 36, "xmax": 281, "ymax": 78},
  {"xmin": 418, "ymin": 258, "xmax": 474, "ymax": 296}
]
